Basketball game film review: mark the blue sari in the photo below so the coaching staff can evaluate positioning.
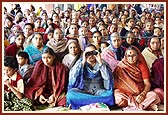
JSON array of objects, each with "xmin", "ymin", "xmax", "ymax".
[{"xmin": 66, "ymin": 59, "xmax": 115, "ymax": 109}]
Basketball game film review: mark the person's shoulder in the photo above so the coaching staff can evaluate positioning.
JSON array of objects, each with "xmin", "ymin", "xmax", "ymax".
[
  {"xmin": 63, "ymin": 53, "xmax": 70, "ymax": 58},
  {"xmin": 34, "ymin": 59, "xmax": 43, "ymax": 66},
  {"xmin": 24, "ymin": 44, "xmax": 33, "ymax": 50},
  {"xmin": 6, "ymin": 43, "xmax": 17, "ymax": 49},
  {"xmin": 16, "ymin": 72, "xmax": 23, "ymax": 80},
  {"xmin": 26, "ymin": 64, "xmax": 34, "ymax": 69},
  {"xmin": 141, "ymin": 47, "xmax": 149, "ymax": 53},
  {"xmin": 55, "ymin": 61, "xmax": 67, "ymax": 67}
]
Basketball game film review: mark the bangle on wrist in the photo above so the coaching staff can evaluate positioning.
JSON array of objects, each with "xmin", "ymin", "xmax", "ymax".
[{"xmin": 141, "ymin": 92, "xmax": 146, "ymax": 96}]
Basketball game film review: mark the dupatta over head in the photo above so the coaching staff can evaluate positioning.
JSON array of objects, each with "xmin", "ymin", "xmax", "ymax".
[{"xmin": 113, "ymin": 46, "xmax": 149, "ymax": 96}]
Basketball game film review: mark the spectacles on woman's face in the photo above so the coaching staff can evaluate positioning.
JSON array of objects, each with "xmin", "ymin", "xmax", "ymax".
[{"xmin": 127, "ymin": 53, "xmax": 137, "ymax": 58}]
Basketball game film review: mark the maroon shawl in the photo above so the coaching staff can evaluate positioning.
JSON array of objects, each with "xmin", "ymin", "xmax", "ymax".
[
  {"xmin": 151, "ymin": 58, "xmax": 164, "ymax": 90},
  {"xmin": 24, "ymin": 60, "xmax": 68, "ymax": 106}
]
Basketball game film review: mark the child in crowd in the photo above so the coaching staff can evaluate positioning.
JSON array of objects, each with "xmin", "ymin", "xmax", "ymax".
[
  {"xmin": 4, "ymin": 56, "xmax": 34, "ymax": 111},
  {"xmin": 16, "ymin": 51, "xmax": 34, "ymax": 85}
]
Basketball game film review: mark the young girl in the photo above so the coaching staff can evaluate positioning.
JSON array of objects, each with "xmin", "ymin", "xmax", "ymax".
[
  {"xmin": 4, "ymin": 56, "xmax": 34, "ymax": 111},
  {"xmin": 5, "ymin": 32, "xmax": 25, "ymax": 57}
]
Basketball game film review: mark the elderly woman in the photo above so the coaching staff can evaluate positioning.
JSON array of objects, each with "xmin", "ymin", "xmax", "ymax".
[
  {"xmin": 24, "ymin": 47, "xmax": 68, "ymax": 107},
  {"xmin": 62, "ymin": 38, "xmax": 82, "ymax": 69},
  {"xmin": 24, "ymin": 32, "xmax": 48, "ymax": 65},
  {"xmin": 113, "ymin": 46, "xmax": 161, "ymax": 111},
  {"xmin": 46, "ymin": 28, "xmax": 68, "ymax": 62},
  {"xmin": 101, "ymin": 32, "xmax": 125, "ymax": 72},
  {"xmin": 66, "ymin": 44, "xmax": 115, "ymax": 110}
]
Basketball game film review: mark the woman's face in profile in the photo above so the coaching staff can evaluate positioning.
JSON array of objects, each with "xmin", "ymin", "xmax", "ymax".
[
  {"xmin": 42, "ymin": 53, "xmax": 55, "ymax": 67},
  {"xmin": 126, "ymin": 49, "xmax": 138, "ymax": 65}
]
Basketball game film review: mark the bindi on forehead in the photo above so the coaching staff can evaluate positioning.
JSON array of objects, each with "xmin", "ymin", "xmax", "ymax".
[
  {"xmin": 128, "ymin": 51, "xmax": 132, "ymax": 55},
  {"xmin": 128, "ymin": 50, "xmax": 135, "ymax": 55}
]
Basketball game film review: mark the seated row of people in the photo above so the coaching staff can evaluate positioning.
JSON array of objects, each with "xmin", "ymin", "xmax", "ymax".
[{"xmin": 4, "ymin": 41, "xmax": 164, "ymax": 111}]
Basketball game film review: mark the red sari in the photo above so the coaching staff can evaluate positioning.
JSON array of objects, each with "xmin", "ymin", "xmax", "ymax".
[
  {"xmin": 113, "ymin": 46, "xmax": 161, "ymax": 110},
  {"xmin": 113, "ymin": 46, "xmax": 150, "ymax": 96},
  {"xmin": 24, "ymin": 60, "xmax": 68, "ymax": 106},
  {"xmin": 113, "ymin": 60, "xmax": 145, "ymax": 96}
]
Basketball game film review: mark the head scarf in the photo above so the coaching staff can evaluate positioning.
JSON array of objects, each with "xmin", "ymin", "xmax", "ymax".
[{"xmin": 148, "ymin": 37, "xmax": 162, "ymax": 58}]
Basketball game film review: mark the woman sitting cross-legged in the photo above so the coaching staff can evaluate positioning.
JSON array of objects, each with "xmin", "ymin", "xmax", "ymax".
[
  {"xmin": 24, "ymin": 47, "xmax": 68, "ymax": 108},
  {"xmin": 113, "ymin": 46, "xmax": 161, "ymax": 111},
  {"xmin": 66, "ymin": 44, "xmax": 115, "ymax": 110}
]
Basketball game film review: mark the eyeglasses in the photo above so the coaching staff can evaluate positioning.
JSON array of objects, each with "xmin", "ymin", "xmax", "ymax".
[
  {"xmin": 151, "ymin": 42, "xmax": 160, "ymax": 45},
  {"xmin": 127, "ymin": 53, "xmax": 137, "ymax": 58}
]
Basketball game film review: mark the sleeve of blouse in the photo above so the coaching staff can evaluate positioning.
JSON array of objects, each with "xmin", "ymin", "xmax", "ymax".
[
  {"xmin": 17, "ymin": 79, "xmax": 24, "ymax": 94},
  {"xmin": 139, "ymin": 51, "xmax": 150, "ymax": 79}
]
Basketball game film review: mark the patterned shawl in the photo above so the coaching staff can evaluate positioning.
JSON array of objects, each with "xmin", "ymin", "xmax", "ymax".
[
  {"xmin": 46, "ymin": 38, "xmax": 68, "ymax": 53},
  {"xmin": 68, "ymin": 59, "xmax": 113, "ymax": 91},
  {"xmin": 101, "ymin": 48, "xmax": 119, "ymax": 72}
]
